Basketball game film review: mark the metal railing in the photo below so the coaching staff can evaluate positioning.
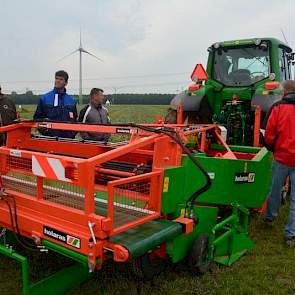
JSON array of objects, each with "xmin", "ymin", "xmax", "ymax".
[{"xmin": 106, "ymin": 171, "xmax": 162, "ymax": 236}]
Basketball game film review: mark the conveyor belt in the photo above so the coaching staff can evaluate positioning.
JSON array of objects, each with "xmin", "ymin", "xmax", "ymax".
[{"xmin": 109, "ymin": 219, "xmax": 182, "ymax": 258}]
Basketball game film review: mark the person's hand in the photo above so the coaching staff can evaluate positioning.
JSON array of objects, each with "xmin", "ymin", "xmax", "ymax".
[{"xmin": 37, "ymin": 118, "xmax": 50, "ymax": 135}]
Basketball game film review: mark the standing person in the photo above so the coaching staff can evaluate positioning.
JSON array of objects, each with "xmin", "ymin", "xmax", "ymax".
[
  {"xmin": 0, "ymin": 86, "xmax": 17, "ymax": 145},
  {"xmin": 33, "ymin": 70, "xmax": 77, "ymax": 138},
  {"xmin": 264, "ymin": 80, "xmax": 295, "ymax": 247},
  {"xmin": 78, "ymin": 88, "xmax": 110, "ymax": 141}
]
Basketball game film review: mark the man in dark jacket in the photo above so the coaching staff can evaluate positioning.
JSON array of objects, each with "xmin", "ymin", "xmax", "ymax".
[
  {"xmin": 264, "ymin": 80, "xmax": 295, "ymax": 246},
  {"xmin": 78, "ymin": 88, "xmax": 110, "ymax": 141},
  {"xmin": 33, "ymin": 70, "xmax": 77, "ymax": 138},
  {"xmin": 0, "ymin": 86, "xmax": 17, "ymax": 145}
]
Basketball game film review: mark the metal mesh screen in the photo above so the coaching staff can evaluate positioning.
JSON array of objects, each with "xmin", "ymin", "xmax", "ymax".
[
  {"xmin": 1, "ymin": 172, "xmax": 37, "ymax": 197},
  {"xmin": 43, "ymin": 179, "xmax": 85, "ymax": 211},
  {"xmin": 0, "ymin": 155, "xmax": 35, "ymax": 196},
  {"xmin": 7, "ymin": 156, "xmax": 32, "ymax": 172},
  {"xmin": 112, "ymin": 179, "xmax": 154, "ymax": 228}
]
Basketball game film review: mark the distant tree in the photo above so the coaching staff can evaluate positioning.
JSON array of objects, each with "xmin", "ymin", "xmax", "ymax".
[
  {"xmin": 25, "ymin": 90, "xmax": 34, "ymax": 96},
  {"xmin": 7, "ymin": 92, "xmax": 174, "ymax": 105}
]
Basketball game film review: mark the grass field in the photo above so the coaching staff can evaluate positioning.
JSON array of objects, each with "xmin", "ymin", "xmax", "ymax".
[
  {"xmin": 1, "ymin": 105, "xmax": 295, "ymax": 295},
  {"xmin": 18, "ymin": 104, "xmax": 169, "ymax": 123}
]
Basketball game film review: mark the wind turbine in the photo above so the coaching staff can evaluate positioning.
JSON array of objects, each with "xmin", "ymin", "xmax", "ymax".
[{"xmin": 58, "ymin": 29, "xmax": 103, "ymax": 105}]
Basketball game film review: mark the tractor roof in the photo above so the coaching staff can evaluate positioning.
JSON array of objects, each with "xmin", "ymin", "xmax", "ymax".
[{"xmin": 212, "ymin": 37, "xmax": 292, "ymax": 52}]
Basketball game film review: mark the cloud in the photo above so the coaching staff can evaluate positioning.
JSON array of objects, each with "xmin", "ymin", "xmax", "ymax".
[{"xmin": 0, "ymin": 0, "xmax": 294, "ymax": 94}]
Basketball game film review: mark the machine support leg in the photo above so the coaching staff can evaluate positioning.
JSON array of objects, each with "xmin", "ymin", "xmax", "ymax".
[
  {"xmin": 209, "ymin": 203, "xmax": 254, "ymax": 266},
  {"xmin": 0, "ymin": 238, "xmax": 92, "ymax": 295},
  {"xmin": 30, "ymin": 263, "xmax": 90, "ymax": 295},
  {"xmin": 0, "ymin": 243, "xmax": 30, "ymax": 295}
]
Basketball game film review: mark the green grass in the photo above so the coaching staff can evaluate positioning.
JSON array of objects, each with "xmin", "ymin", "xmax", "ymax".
[
  {"xmin": 2, "ymin": 208, "xmax": 293, "ymax": 295},
  {"xmin": 1, "ymin": 105, "xmax": 295, "ymax": 295},
  {"xmin": 66, "ymin": 207, "xmax": 295, "ymax": 295}
]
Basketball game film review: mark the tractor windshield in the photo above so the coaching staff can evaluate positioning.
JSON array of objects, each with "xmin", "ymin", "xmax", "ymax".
[{"xmin": 213, "ymin": 45, "xmax": 270, "ymax": 86}]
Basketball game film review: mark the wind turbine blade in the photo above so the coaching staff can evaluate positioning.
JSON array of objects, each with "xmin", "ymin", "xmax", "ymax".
[
  {"xmin": 280, "ymin": 28, "xmax": 289, "ymax": 45},
  {"xmin": 80, "ymin": 26, "xmax": 82, "ymax": 47},
  {"xmin": 81, "ymin": 49, "xmax": 103, "ymax": 62},
  {"xmin": 57, "ymin": 49, "xmax": 79, "ymax": 62}
]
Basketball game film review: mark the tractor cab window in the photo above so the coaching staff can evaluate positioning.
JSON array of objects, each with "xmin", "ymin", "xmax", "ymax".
[{"xmin": 213, "ymin": 44, "xmax": 270, "ymax": 86}]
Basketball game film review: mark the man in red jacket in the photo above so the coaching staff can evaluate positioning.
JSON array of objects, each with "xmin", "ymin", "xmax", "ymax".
[{"xmin": 264, "ymin": 80, "xmax": 295, "ymax": 246}]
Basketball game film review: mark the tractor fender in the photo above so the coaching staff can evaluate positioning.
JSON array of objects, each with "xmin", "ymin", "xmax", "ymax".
[
  {"xmin": 251, "ymin": 93, "xmax": 281, "ymax": 113},
  {"xmin": 169, "ymin": 90, "xmax": 206, "ymax": 112}
]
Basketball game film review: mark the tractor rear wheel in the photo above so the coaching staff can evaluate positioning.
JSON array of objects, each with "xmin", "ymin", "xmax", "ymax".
[
  {"xmin": 188, "ymin": 234, "xmax": 211, "ymax": 275},
  {"xmin": 164, "ymin": 108, "xmax": 177, "ymax": 124},
  {"xmin": 130, "ymin": 252, "xmax": 166, "ymax": 281}
]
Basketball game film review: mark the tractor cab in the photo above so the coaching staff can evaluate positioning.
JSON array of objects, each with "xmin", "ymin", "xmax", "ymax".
[
  {"xmin": 206, "ymin": 38, "xmax": 293, "ymax": 91},
  {"xmin": 211, "ymin": 40, "xmax": 270, "ymax": 86},
  {"xmin": 166, "ymin": 38, "xmax": 294, "ymax": 146}
]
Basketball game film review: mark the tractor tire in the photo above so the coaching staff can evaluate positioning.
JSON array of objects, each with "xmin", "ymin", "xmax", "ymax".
[
  {"xmin": 188, "ymin": 234, "xmax": 211, "ymax": 275},
  {"xmin": 164, "ymin": 108, "xmax": 177, "ymax": 124},
  {"xmin": 130, "ymin": 252, "xmax": 166, "ymax": 281}
]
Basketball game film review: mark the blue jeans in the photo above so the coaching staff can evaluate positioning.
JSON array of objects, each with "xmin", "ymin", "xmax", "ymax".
[{"xmin": 265, "ymin": 160, "xmax": 295, "ymax": 238}]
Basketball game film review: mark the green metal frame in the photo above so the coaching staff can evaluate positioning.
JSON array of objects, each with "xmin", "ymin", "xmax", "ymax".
[
  {"xmin": 0, "ymin": 242, "xmax": 30, "ymax": 294},
  {"xmin": 0, "ymin": 235, "xmax": 92, "ymax": 295},
  {"xmin": 166, "ymin": 202, "xmax": 254, "ymax": 266},
  {"xmin": 166, "ymin": 205, "xmax": 218, "ymax": 263},
  {"xmin": 209, "ymin": 202, "xmax": 254, "ymax": 266}
]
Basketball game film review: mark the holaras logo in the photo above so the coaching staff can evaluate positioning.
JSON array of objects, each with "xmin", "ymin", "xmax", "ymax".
[
  {"xmin": 44, "ymin": 227, "xmax": 66, "ymax": 242},
  {"xmin": 67, "ymin": 235, "xmax": 81, "ymax": 249},
  {"xmin": 43, "ymin": 226, "xmax": 81, "ymax": 249},
  {"xmin": 234, "ymin": 172, "xmax": 255, "ymax": 184}
]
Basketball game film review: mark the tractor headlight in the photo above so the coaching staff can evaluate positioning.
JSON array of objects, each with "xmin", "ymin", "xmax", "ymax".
[
  {"xmin": 255, "ymin": 38, "xmax": 262, "ymax": 46},
  {"xmin": 269, "ymin": 73, "xmax": 276, "ymax": 81},
  {"xmin": 213, "ymin": 42, "xmax": 220, "ymax": 49}
]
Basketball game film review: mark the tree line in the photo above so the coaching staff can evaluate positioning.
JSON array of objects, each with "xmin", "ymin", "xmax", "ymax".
[{"xmin": 9, "ymin": 91, "xmax": 174, "ymax": 105}]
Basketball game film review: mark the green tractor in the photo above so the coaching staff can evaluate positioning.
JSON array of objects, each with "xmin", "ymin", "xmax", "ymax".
[{"xmin": 166, "ymin": 37, "xmax": 294, "ymax": 146}]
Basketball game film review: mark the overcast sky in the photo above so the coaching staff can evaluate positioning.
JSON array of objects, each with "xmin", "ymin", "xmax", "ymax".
[{"xmin": 0, "ymin": 0, "xmax": 294, "ymax": 94}]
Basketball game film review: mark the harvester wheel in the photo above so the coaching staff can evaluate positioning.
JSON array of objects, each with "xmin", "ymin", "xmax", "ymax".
[
  {"xmin": 188, "ymin": 234, "xmax": 210, "ymax": 275},
  {"xmin": 130, "ymin": 252, "xmax": 166, "ymax": 281}
]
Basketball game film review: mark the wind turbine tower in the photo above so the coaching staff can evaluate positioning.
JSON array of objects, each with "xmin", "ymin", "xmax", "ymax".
[{"xmin": 58, "ymin": 29, "xmax": 103, "ymax": 105}]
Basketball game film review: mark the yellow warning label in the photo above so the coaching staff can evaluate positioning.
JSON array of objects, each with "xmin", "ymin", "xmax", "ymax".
[
  {"xmin": 180, "ymin": 208, "xmax": 185, "ymax": 218},
  {"xmin": 163, "ymin": 177, "xmax": 169, "ymax": 192},
  {"xmin": 244, "ymin": 163, "xmax": 248, "ymax": 173},
  {"xmin": 262, "ymin": 90, "xmax": 269, "ymax": 95}
]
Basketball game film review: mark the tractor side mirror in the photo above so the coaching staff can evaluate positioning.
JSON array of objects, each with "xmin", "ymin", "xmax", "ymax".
[{"xmin": 191, "ymin": 64, "xmax": 208, "ymax": 83}]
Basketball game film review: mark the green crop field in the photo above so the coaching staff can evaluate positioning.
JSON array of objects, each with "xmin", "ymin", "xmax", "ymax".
[
  {"xmin": 1, "ymin": 105, "xmax": 295, "ymax": 295},
  {"xmin": 17, "ymin": 104, "xmax": 170, "ymax": 123}
]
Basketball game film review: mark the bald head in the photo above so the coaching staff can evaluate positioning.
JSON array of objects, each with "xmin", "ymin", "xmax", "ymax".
[{"xmin": 282, "ymin": 80, "xmax": 295, "ymax": 95}]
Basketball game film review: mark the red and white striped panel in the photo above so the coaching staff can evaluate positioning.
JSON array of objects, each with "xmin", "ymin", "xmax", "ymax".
[{"xmin": 32, "ymin": 155, "xmax": 72, "ymax": 182}]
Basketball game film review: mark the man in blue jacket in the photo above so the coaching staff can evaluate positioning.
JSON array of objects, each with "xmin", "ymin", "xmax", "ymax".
[{"xmin": 34, "ymin": 70, "xmax": 77, "ymax": 138}]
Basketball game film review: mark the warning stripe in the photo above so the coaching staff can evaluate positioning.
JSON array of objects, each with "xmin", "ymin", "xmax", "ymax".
[
  {"xmin": 35, "ymin": 155, "xmax": 57, "ymax": 179},
  {"xmin": 32, "ymin": 156, "xmax": 46, "ymax": 177},
  {"xmin": 47, "ymin": 158, "xmax": 69, "ymax": 182},
  {"xmin": 32, "ymin": 155, "xmax": 71, "ymax": 182}
]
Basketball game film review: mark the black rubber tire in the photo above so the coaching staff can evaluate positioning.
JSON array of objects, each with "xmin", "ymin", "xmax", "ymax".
[
  {"xmin": 164, "ymin": 108, "xmax": 177, "ymax": 124},
  {"xmin": 188, "ymin": 234, "xmax": 211, "ymax": 275},
  {"xmin": 130, "ymin": 253, "xmax": 166, "ymax": 281}
]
